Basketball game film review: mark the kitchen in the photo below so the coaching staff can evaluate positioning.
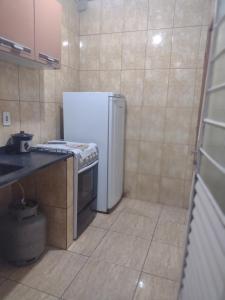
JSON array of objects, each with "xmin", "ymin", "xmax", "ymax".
[{"xmin": 0, "ymin": 0, "xmax": 225, "ymax": 299}]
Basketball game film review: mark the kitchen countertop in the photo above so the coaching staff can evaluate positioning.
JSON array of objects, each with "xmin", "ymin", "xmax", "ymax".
[{"xmin": 0, "ymin": 147, "xmax": 72, "ymax": 188}]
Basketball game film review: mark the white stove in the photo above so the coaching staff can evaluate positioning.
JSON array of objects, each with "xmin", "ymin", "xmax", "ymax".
[
  {"xmin": 34, "ymin": 140, "xmax": 99, "ymax": 238},
  {"xmin": 35, "ymin": 140, "xmax": 98, "ymax": 171}
]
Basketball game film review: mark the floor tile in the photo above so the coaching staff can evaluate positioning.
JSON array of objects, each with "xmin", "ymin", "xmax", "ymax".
[
  {"xmin": 92, "ymin": 231, "xmax": 150, "ymax": 270},
  {"xmin": 134, "ymin": 272, "xmax": 179, "ymax": 300},
  {"xmin": 122, "ymin": 198, "xmax": 162, "ymax": 220},
  {"xmin": 143, "ymin": 241, "xmax": 183, "ymax": 281},
  {"xmin": 159, "ymin": 206, "xmax": 188, "ymax": 225},
  {"xmin": 112, "ymin": 199, "xmax": 125, "ymax": 213},
  {"xmin": 10, "ymin": 248, "xmax": 87, "ymax": 297},
  {"xmin": 90, "ymin": 211, "xmax": 121, "ymax": 230},
  {"xmin": 111, "ymin": 211, "xmax": 157, "ymax": 240},
  {"xmin": 63, "ymin": 258, "xmax": 140, "ymax": 300},
  {"xmin": 68, "ymin": 226, "xmax": 106, "ymax": 256},
  {"xmin": 0, "ymin": 280, "xmax": 57, "ymax": 300},
  {"xmin": 153, "ymin": 222, "xmax": 186, "ymax": 247}
]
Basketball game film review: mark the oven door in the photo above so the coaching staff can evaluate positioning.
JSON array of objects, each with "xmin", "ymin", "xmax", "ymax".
[{"xmin": 77, "ymin": 160, "xmax": 98, "ymax": 214}]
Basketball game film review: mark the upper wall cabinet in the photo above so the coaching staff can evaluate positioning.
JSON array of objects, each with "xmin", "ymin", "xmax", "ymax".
[
  {"xmin": 0, "ymin": 0, "xmax": 35, "ymax": 60},
  {"xmin": 0, "ymin": 0, "xmax": 62, "ymax": 69},
  {"xmin": 35, "ymin": 0, "xmax": 61, "ymax": 67}
]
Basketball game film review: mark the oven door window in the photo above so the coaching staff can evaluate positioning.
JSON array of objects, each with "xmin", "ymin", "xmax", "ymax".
[{"xmin": 78, "ymin": 164, "xmax": 98, "ymax": 213}]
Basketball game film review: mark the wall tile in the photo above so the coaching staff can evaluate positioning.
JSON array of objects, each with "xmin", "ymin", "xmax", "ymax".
[
  {"xmin": 121, "ymin": 70, "xmax": 144, "ymax": 106},
  {"xmin": 40, "ymin": 70, "xmax": 56, "ymax": 102},
  {"xmin": 143, "ymin": 69, "xmax": 169, "ymax": 107},
  {"xmin": 80, "ymin": 35, "xmax": 100, "ymax": 70},
  {"xmin": 193, "ymin": 68, "xmax": 203, "ymax": 108},
  {"xmin": 19, "ymin": 67, "xmax": 40, "ymax": 101},
  {"xmin": 122, "ymin": 31, "xmax": 147, "ymax": 69},
  {"xmin": 125, "ymin": 106, "xmax": 141, "ymax": 140},
  {"xmin": 138, "ymin": 142, "xmax": 162, "ymax": 176},
  {"xmin": 189, "ymin": 108, "xmax": 199, "ymax": 146},
  {"xmin": 136, "ymin": 174, "xmax": 160, "ymax": 202},
  {"xmin": 100, "ymin": 33, "xmax": 122, "ymax": 70},
  {"xmin": 125, "ymin": 140, "xmax": 139, "ymax": 172},
  {"xmin": 0, "ymin": 62, "xmax": 19, "ymax": 100},
  {"xmin": 185, "ymin": 151, "xmax": 195, "ymax": 180},
  {"xmin": 148, "ymin": 0, "xmax": 176, "ymax": 29},
  {"xmin": 171, "ymin": 27, "xmax": 201, "ymax": 68},
  {"xmin": 68, "ymin": 0, "xmax": 79, "ymax": 33},
  {"xmin": 55, "ymin": 103, "xmax": 63, "ymax": 139},
  {"xmin": 167, "ymin": 69, "xmax": 196, "ymax": 108},
  {"xmin": 198, "ymin": 26, "xmax": 208, "ymax": 68},
  {"xmin": 99, "ymin": 70, "xmax": 121, "ymax": 93},
  {"xmin": 174, "ymin": 0, "xmax": 204, "ymax": 27},
  {"xmin": 55, "ymin": 66, "xmax": 74, "ymax": 101},
  {"xmin": 161, "ymin": 144, "xmax": 189, "ymax": 179},
  {"xmin": 61, "ymin": 25, "xmax": 69, "ymax": 66},
  {"xmin": 80, "ymin": 0, "xmax": 101, "ymax": 35},
  {"xmin": 0, "ymin": 101, "xmax": 20, "ymax": 146},
  {"xmin": 40, "ymin": 102, "xmax": 57, "ymax": 142},
  {"xmin": 79, "ymin": 71, "xmax": 99, "ymax": 91},
  {"xmin": 145, "ymin": 29, "xmax": 172, "ymax": 69},
  {"xmin": 159, "ymin": 177, "xmax": 185, "ymax": 207},
  {"xmin": 140, "ymin": 107, "xmax": 165, "ymax": 142},
  {"xmin": 184, "ymin": 179, "xmax": 192, "ymax": 208},
  {"xmin": 123, "ymin": 0, "xmax": 148, "ymax": 31},
  {"xmin": 40, "ymin": 206, "xmax": 67, "ymax": 249},
  {"xmin": 202, "ymin": 0, "xmax": 214, "ymax": 26},
  {"xmin": 68, "ymin": 32, "xmax": 80, "ymax": 69},
  {"xmin": 101, "ymin": 0, "xmax": 124, "ymax": 33},
  {"xmin": 20, "ymin": 101, "xmax": 41, "ymax": 144},
  {"xmin": 164, "ymin": 108, "xmax": 192, "ymax": 144},
  {"xmin": 124, "ymin": 171, "xmax": 137, "ymax": 198}
]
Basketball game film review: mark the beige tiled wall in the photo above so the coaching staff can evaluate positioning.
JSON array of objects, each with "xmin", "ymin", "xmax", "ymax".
[
  {"xmin": 0, "ymin": 0, "xmax": 80, "ymax": 146},
  {"xmin": 79, "ymin": 0, "xmax": 214, "ymax": 208}
]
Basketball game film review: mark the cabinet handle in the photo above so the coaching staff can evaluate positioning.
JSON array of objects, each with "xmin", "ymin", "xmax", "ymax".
[
  {"xmin": 39, "ymin": 52, "xmax": 59, "ymax": 64},
  {"xmin": 0, "ymin": 36, "xmax": 31, "ymax": 54}
]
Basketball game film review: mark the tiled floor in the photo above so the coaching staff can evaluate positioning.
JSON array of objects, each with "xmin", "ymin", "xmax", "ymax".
[{"xmin": 0, "ymin": 198, "xmax": 188, "ymax": 300}]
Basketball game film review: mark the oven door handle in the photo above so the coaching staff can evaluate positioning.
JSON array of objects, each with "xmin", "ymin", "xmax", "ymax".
[{"xmin": 78, "ymin": 160, "xmax": 98, "ymax": 174}]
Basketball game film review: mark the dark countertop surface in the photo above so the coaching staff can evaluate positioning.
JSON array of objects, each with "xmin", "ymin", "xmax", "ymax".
[{"xmin": 0, "ymin": 147, "xmax": 72, "ymax": 188}]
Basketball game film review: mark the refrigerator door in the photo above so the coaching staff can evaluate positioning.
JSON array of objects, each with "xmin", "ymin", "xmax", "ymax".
[
  {"xmin": 63, "ymin": 92, "xmax": 110, "ymax": 212},
  {"xmin": 108, "ymin": 96, "xmax": 125, "ymax": 209}
]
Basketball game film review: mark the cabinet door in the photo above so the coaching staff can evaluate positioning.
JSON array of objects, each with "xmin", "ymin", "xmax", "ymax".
[
  {"xmin": 0, "ymin": 0, "xmax": 35, "ymax": 59},
  {"xmin": 35, "ymin": 0, "xmax": 61, "ymax": 68}
]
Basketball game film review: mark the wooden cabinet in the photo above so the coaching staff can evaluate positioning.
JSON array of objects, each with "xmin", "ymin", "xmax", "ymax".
[
  {"xmin": 35, "ymin": 0, "xmax": 61, "ymax": 67},
  {"xmin": 0, "ymin": 0, "xmax": 35, "ymax": 60},
  {"xmin": 0, "ymin": 0, "xmax": 61, "ymax": 68}
]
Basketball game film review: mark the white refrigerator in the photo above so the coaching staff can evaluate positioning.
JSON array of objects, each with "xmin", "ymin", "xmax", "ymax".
[{"xmin": 63, "ymin": 92, "xmax": 126, "ymax": 212}]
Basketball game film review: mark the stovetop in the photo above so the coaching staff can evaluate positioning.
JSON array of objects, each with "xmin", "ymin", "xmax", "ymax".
[{"xmin": 34, "ymin": 140, "xmax": 98, "ymax": 170}]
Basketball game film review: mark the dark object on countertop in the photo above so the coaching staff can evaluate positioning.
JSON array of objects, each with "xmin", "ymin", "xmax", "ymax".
[
  {"xmin": 0, "ymin": 199, "xmax": 46, "ymax": 266},
  {"xmin": 6, "ymin": 131, "xmax": 33, "ymax": 154}
]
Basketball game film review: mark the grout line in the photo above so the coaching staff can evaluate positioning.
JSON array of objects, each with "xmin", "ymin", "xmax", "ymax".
[
  {"xmin": 61, "ymin": 207, "xmax": 124, "ymax": 298},
  {"xmin": 131, "ymin": 202, "xmax": 163, "ymax": 300},
  {"xmin": 3, "ymin": 278, "xmax": 61, "ymax": 299},
  {"xmin": 79, "ymin": 24, "xmax": 204, "ymax": 37},
  {"xmin": 79, "ymin": 66, "xmax": 204, "ymax": 72},
  {"xmin": 141, "ymin": 270, "xmax": 181, "ymax": 283}
]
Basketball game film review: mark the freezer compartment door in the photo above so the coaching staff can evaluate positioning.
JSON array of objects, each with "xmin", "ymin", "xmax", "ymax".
[{"xmin": 108, "ymin": 96, "xmax": 125, "ymax": 209}]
